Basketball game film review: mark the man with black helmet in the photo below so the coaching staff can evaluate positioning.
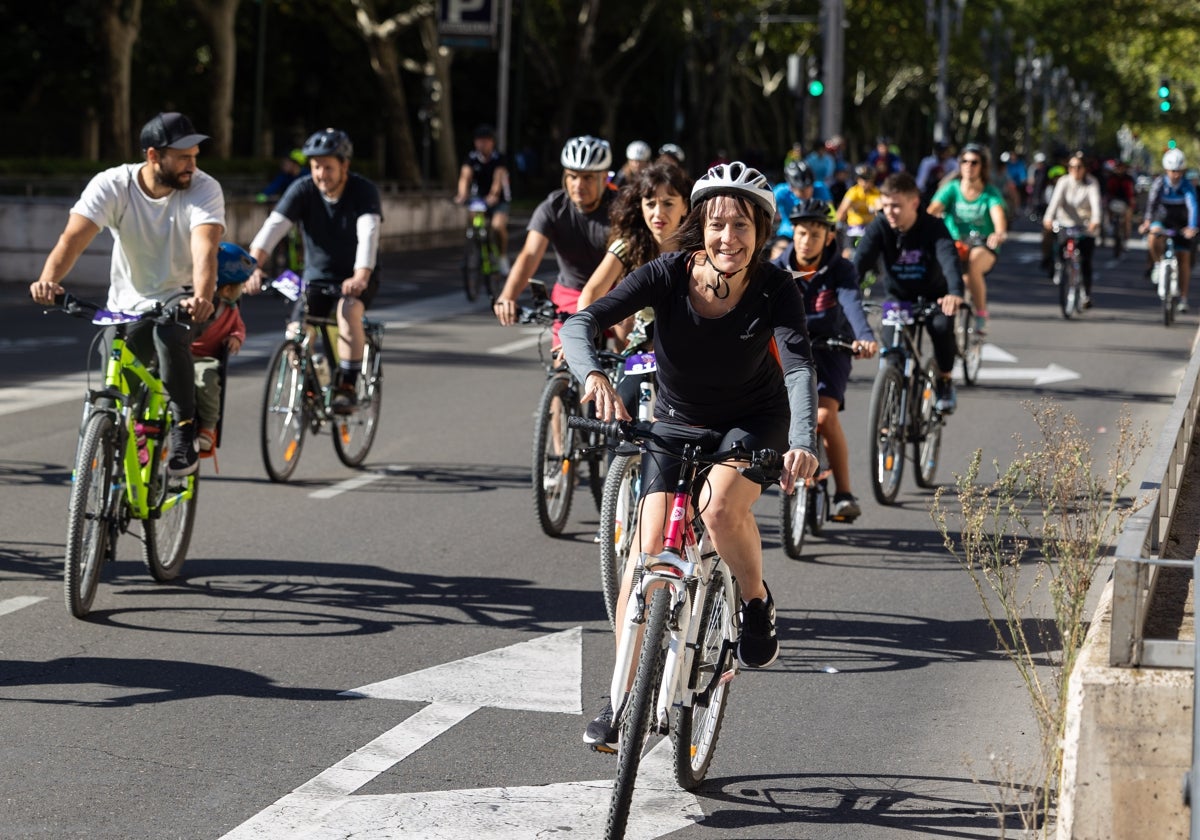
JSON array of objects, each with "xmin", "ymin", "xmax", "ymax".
[
  {"xmin": 247, "ymin": 127, "xmax": 383, "ymax": 413},
  {"xmin": 772, "ymin": 198, "xmax": 877, "ymax": 522},
  {"xmin": 29, "ymin": 111, "xmax": 225, "ymax": 477},
  {"xmin": 454, "ymin": 124, "xmax": 512, "ymax": 273}
]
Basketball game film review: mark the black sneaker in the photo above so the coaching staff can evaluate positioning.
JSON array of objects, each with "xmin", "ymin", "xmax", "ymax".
[
  {"xmin": 331, "ymin": 384, "xmax": 358, "ymax": 415},
  {"xmin": 934, "ymin": 377, "xmax": 957, "ymax": 415},
  {"xmin": 583, "ymin": 699, "xmax": 618, "ymax": 754},
  {"xmin": 168, "ymin": 421, "xmax": 198, "ymax": 476},
  {"xmin": 830, "ymin": 493, "xmax": 861, "ymax": 522},
  {"xmin": 738, "ymin": 586, "xmax": 780, "ymax": 668}
]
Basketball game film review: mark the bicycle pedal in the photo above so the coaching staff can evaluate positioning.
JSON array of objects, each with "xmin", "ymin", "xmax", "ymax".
[{"xmin": 589, "ymin": 743, "xmax": 617, "ymax": 756}]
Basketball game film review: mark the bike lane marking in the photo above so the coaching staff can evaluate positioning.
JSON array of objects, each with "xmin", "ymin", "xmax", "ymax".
[
  {"xmin": 0, "ymin": 596, "xmax": 45, "ymax": 617},
  {"xmin": 218, "ymin": 627, "xmax": 702, "ymax": 839}
]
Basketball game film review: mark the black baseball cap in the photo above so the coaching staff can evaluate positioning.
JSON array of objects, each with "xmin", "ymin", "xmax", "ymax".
[{"xmin": 140, "ymin": 112, "xmax": 209, "ymax": 151}]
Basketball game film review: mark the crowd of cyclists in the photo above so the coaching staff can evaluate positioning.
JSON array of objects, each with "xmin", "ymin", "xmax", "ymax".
[{"xmin": 28, "ymin": 110, "xmax": 1198, "ymax": 757}]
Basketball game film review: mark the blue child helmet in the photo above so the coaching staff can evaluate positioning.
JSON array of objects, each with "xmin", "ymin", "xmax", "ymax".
[{"xmin": 217, "ymin": 242, "xmax": 257, "ymax": 287}]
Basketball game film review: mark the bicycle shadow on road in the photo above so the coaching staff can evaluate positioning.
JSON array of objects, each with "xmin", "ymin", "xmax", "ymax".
[{"xmin": 688, "ymin": 769, "xmax": 1039, "ymax": 839}]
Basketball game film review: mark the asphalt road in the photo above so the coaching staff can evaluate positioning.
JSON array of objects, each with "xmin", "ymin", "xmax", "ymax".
[{"xmin": 0, "ymin": 221, "xmax": 1193, "ymax": 839}]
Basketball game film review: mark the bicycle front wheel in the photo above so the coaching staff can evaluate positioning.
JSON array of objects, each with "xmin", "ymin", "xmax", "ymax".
[
  {"xmin": 607, "ymin": 587, "xmax": 670, "ymax": 840},
  {"xmin": 65, "ymin": 411, "xmax": 119, "ymax": 618},
  {"xmin": 912, "ymin": 365, "xmax": 943, "ymax": 489},
  {"xmin": 779, "ymin": 484, "xmax": 808, "ymax": 559},
  {"xmin": 674, "ymin": 570, "xmax": 735, "ymax": 789},
  {"xmin": 532, "ymin": 375, "xmax": 577, "ymax": 537},
  {"xmin": 1164, "ymin": 262, "xmax": 1177, "ymax": 327},
  {"xmin": 599, "ymin": 453, "xmax": 641, "ymax": 626},
  {"xmin": 333, "ymin": 332, "xmax": 383, "ymax": 467},
  {"xmin": 1060, "ymin": 260, "xmax": 1080, "ymax": 319},
  {"xmin": 143, "ymin": 470, "xmax": 197, "ymax": 582},
  {"xmin": 463, "ymin": 238, "xmax": 483, "ymax": 302},
  {"xmin": 867, "ymin": 364, "xmax": 906, "ymax": 505},
  {"xmin": 954, "ymin": 305, "xmax": 982, "ymax": 386},
  {"xmin": 260, "ymin": 340, "xmax": 309, "ymax": 482}
]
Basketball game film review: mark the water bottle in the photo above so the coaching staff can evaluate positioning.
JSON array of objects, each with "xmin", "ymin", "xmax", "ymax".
[{"xmin": 312, "ymin": 353, "xmax": 332, "ymax": 389}]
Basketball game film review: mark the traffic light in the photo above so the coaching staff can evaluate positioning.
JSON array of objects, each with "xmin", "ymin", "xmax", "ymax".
[
  {"xmin": 808, "ymin": 79, "xmax": 825, "ymax": 97},
  {"xmin": 1159, "ymin": 79, "xmax": 1172, "ymax": 112},
  {"xmin": 1169, "ymin": 139, "xmax": 1178, "ymax": 149}
]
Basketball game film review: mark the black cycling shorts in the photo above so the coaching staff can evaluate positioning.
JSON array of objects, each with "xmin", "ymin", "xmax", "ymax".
[
  {"xmin": 290, "ymin": 273, "xmax": 379, "ymax": 323},
  {"xmin": 639, "ymin": 416, "xmax": 789, "ymax": 498}
]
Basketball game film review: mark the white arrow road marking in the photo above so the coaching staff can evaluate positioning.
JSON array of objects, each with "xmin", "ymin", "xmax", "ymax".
[
  {"xmin": 980, "ymin": 344, "xmax": 1017, "ymax": 363},
  {"xmin": 976, "ymin": 362, "xmax": 1080, "ymax": 385},
  {"xmin": 488, "ymin": 328, "xmax": 548, "ymax": 356},
  {"xmin": 0, "ymin": 596, "xmax": 45, "ymax": 617},
  {"xmin": 219, "ymin": 628, "xmax": 703, "ymax": 840}
]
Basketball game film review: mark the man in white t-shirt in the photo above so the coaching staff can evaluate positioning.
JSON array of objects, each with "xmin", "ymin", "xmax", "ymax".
[{"xmin": 29, "ymin": 112, "xmax": 226, "ymax": 475}]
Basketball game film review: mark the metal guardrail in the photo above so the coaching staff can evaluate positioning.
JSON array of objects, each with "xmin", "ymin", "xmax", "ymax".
[{"xmin": 1109, "ymin": 336, "xmax": 1200, "ymax": 668}]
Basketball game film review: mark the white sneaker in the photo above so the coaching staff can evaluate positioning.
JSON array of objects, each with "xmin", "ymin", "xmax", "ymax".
[{"xmin": 1178, "ymin": 299, "xmax": 1190, "ymax": 314}]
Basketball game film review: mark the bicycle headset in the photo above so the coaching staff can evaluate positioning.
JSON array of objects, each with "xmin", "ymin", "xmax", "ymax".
[
  {"xmin": 783, "ymin": 159, "xmax": 814, "ymax": 191},
  {"xmin": 217, "ymin": 242, "xmax": 258, "ymax": 287},
  {"xmin": 302, "ymin": 128, "xmax": 353, "ymax": 161},
  {"xmin": 788, "ymin": 198, "xmax": 838, "ymax": 227},
  {"xmin": 691, "ymin": 162, "xmax": 776, "ymax": 218},
  {"xmin": 561, "ymin": 136, "xmax": 612, "ymax": 172}
]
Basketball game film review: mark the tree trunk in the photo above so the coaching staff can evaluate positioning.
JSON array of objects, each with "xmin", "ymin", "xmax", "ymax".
[
  {"xmin": 191, "ymin": 0, "xmax": 240, "ymax": 159},
  {"xmin": 100, "ymin": 0, "xmax": 143, "ymax": 159},
  {"xmin": 347, "ymin": 0, "xmax": 427, "ymax": 187},
  {"xmin": 418, "ymin": 14, "xmax": 458, "ymax": 189}
]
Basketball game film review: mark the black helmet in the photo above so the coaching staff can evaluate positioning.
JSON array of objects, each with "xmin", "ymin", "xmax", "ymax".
[
  {"xmin": 302, "ymin": 128, "xmax": 353, "ymax": 160},
  {"xmin": 474, "ymin": 124, "xmax": 496, "ymax": 139},
  {"xmin": 783, "ymin": 159, "xmax": 814, "ymax": 190},
  {"xmin": 853, "ymin": 163, "xmax": 873, "ymax": 181},
  {"xmin": 788, "ymin": 198, "xmax": 837, "ymax": 227}
]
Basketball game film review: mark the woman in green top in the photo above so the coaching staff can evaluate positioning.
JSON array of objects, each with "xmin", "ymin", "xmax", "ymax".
[{"xmin": 928, "ymin": 143, "xmax": 1009, "ymax": 333}]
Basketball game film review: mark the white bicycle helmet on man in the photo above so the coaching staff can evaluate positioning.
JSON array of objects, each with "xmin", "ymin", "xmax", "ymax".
[{"xmin": 561, "ymin": 136, "xmax": 613, "ymax": 172}]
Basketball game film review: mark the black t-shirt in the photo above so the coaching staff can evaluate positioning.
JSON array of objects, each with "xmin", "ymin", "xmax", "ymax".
[
  {"xmin": 527, "ymin": 189, "xmax": 614, "ymax": 291},
  {"xmin": 851, "ymin": 210, "xmax": 963, "ymax": 301},
  {"xmin": 464, "ymin": 150, "xmax": 509, "ymax": 199},
  {"xmin": 562, "ymin": 251, "xmax": 813, "ymax": 429},
  {"xmin": 275, "ymin": 173, "xmax": 383, "ymax": 283}
]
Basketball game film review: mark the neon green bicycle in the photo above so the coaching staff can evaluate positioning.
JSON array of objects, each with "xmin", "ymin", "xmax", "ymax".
[{"xmin": 49, "ymin": 294, "xmax": 199, "ymax": 618}]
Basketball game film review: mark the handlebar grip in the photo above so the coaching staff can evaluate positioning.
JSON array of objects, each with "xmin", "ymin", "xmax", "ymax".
[{"xmin": 566, "ymin": 416, "xmax": 633, "ymax": 441}]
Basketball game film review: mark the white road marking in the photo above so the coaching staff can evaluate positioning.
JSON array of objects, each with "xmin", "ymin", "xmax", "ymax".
[
  {"xmin": 0, "ymin": 596, "xmax": 45, "ymax": 617},
  {"xmin": 0, "ymin": 373, "xmax": 89, "ymax": 418},
  {"xmin": 308, "ymin": 471, "xmax": 389, "ymax": 499},
  {"xmin": 219, "ymin": 629, "xmax": 702, "ymax": 840}
]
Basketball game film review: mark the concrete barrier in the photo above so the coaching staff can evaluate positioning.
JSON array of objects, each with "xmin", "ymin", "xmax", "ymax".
[{"xmin": 0, "ymin": 192, "xmax": 464, "ymax": 288}]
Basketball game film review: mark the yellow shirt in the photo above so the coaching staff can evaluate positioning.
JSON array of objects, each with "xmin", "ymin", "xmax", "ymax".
[{"xmin": 843, "ymin": 183, "xmax": 881, "ymax": 227}]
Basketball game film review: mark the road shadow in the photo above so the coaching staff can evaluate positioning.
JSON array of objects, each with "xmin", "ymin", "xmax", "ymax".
[{"xmin": 675, "ymin": 770, "xmax": 1042, "ymax": 839}]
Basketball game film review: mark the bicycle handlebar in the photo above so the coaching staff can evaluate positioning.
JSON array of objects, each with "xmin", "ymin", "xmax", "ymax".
[
  {"xmin": 45, "ymin": 292, "xmax": 191, "ymax": 325},
  {"xmin": 566, "ymin": 416, "xmax": 783, "ymax": 481},
  {"xmin": 814, "ymin": 336, "xmax": 858, "ymax": 354}
]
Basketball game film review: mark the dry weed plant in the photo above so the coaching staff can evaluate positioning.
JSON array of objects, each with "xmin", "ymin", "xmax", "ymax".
[{"xmin": 931, "ymin": 400, "xmax": 1147, "ymax": 836}]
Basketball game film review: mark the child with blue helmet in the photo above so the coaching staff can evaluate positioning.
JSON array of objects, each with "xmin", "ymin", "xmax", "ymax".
[{"xmin": 190, "ymin": 242, "xmax": 256, "ymax": 456}]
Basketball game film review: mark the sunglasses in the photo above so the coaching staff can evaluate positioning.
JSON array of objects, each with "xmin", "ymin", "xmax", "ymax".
[{"xmin": 960, "ymin": 158, "xmax": 981, "ymax": 165}]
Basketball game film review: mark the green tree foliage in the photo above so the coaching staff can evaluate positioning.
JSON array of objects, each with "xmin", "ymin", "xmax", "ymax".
[{"xmin": 5, "ymin": 0, "xmax": 1200, "ymax": 184}]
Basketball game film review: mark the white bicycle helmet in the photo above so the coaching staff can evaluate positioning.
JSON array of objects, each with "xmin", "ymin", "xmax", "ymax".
[
  {"xmin": 561, "ymin": 136, "xmax": 612, "ymax": 172},
  {"xmin": 1163, "ymin": 148, "xmax": 1186, "ymax": 171},
  {"xmin": 690, "ymin": 162, "xmax": 776, "ymax": 217},
  {"xmin": 625, "ymin": 140, "xmax": 652, "ymax": 162},
  {"xmin": 658, "ymin": 143, "xmax": 686, "ymax": 163}
]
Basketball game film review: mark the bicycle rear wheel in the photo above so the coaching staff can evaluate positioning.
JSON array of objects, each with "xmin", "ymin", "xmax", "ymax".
[
  {"xmin": 65, "ymin": 411, "xmax": 119, "ymax": 618},
  {"xmin": 674, "ymin": 570, "xmax": 735, "ymax": 789},
  {"xmin": 867, "ymin": 364, "xmax": 906, "ymax": 505},
  {"xmin": 607, "ymin": 588, "xmax": 669, "ymax": 840},
  {"xmin": 599, "ymin": 452, "xmax": 641, "ymax": 626},
  {"xmin": 1163, "ymin": 261, "xmax": 1177, "ymax": 327},
  {"xmin": 912, "ymin": 365, "xmax": 943, "ymax": 489},
  {"xmin": 333, "ymin": 329, "xmax": 383, "ymax": 467},
  {"xmin": 260, "ymin": 340, "xmax": 309, "ymax": 482},
  {"xmin": 954, "ymin": 305, "xmax": 982, "ymax": 386},
  {"xmin": 142, "ymin": 464, "xmax": 197, "ymax": 582},
  {"xmin": 532, "ymin": 374, "xmax": 577, "ymax": 536}
]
